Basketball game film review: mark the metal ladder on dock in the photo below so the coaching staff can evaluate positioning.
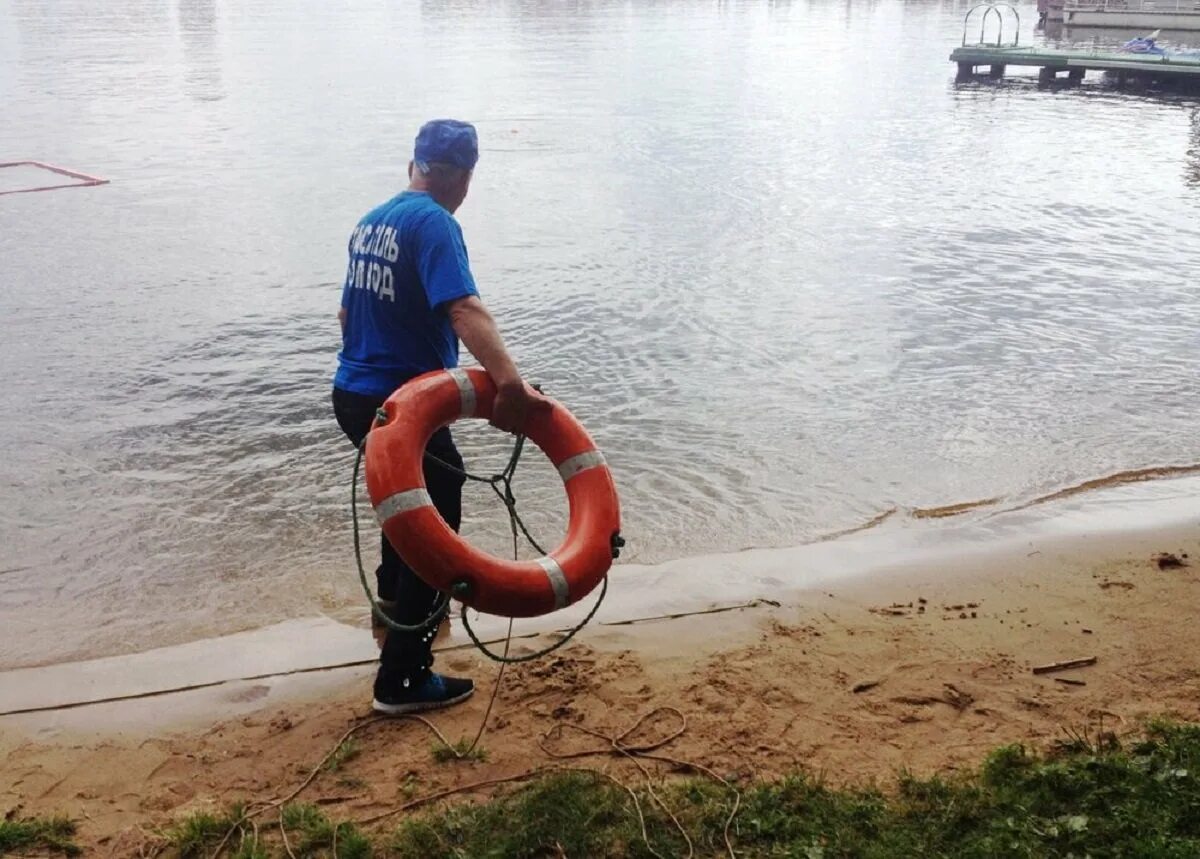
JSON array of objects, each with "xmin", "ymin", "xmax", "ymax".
[{"xmin": 957, "ymin": 4, "xmax": 1021, "ymax": 80}]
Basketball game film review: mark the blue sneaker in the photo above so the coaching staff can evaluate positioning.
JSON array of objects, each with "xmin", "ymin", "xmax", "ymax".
[{"xmin": 372, "ymin": 672, "xmax": 474, "ymax": 715}]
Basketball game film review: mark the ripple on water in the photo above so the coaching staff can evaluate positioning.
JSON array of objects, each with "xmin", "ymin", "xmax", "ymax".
[{"xmin": 2, "ymin": 0, "xmax": 1200, "ymax": 666}]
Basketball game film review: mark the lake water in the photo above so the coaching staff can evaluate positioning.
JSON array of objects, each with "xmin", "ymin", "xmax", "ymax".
[{"xmin": 3, "ymin": 0, "xmax": 1200, "ymax": 669}]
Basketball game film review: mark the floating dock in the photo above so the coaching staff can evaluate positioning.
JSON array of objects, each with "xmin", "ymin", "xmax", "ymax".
[{"xmin": 951, "ymin": 44, "xmax": 1200, "ymax": 84}]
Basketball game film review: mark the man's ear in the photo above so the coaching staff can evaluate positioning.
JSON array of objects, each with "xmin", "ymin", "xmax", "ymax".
[{"xmin": 407, "ymin": 160, "xmax": 415, "ymax": 180}]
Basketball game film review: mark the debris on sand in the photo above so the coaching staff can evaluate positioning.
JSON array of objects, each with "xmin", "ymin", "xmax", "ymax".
[
  {"xmin": 1155, "ymin": 553, "xmax": 1188, "ymax": 570},
  {"xmin": 1032, "ymin": 656, "xmax": 1097, "ymax": 675}
]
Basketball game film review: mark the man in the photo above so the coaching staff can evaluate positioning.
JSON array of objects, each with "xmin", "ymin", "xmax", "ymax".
[{"xmin": 332, "ymin": 119, "xmax": 546, "ymax": 715}]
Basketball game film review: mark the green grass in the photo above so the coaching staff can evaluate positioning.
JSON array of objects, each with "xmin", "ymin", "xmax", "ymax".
[
  {"xmin": 162, "ymin": 803, "xmax": 247, "ymax": 858},
  {"xmin": 322, "ymin": 737, "xmax": 362, "ymax": 773},
  {"xmin": 280, "ymin": 803, "xmax": 371, "ymax": 858},
  {"xmin": 430, "ymin": 738, "xmax": 487, "ymax": 764},
  {"xmin": 391, "ymin": 720, "xmax": 1200, "ymax": 858},
  {"xmin": 140, "ymin": 719, "xmax": 1200, "ymax": 857},
  {"xmin": 230, "ymin": 840, "xmax": 271, "ymax": 859},
  {"xmin": 157, "ymin": 802, "xmax": 371, "ymax": 858},
  {"xmin": 397, "ymin": 774, "xmax": 419, "ymax": 800},
  {"xmin": 0, "ymin": 815, "xmax": 80, "ymax": 856}
]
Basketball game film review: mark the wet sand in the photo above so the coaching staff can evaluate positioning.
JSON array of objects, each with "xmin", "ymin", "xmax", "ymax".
[{"xmin": 2, "ymin": 504, "xmax": 1197, "ymax": 854}]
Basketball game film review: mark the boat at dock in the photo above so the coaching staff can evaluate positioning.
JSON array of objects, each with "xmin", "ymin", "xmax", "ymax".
[{"xmin": 1062, "ymin": 0, "xmax": 1200, "ymax": 31}]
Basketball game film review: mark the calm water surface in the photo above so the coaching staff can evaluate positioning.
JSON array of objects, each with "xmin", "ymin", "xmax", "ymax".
[{"xmin": 2, "ymin": 0, "xmax": 1200, "ymax": 668}]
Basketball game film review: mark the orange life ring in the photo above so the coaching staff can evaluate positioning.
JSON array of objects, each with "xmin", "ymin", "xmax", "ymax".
[{"xmin": 364, "ymin": 367, "xmax": 621, "ymax": 618}]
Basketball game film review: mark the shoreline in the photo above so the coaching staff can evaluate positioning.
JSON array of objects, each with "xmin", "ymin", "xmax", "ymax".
[
  {"xmin": 5, "ymin": 463, "xmax": 1200, "ymax": 680},
  {"xmin": 2, "ymin": 481, "xmax": 1199, "ymax": 852},
  {"xmin": 4, "ymin": 471, "xmax": 1200, "ymax": 719}
]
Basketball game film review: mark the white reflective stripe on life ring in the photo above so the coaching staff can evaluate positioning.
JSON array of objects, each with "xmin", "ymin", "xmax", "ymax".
[
  {"xmin": 537, "ymin": 556, "xmax": 571, "ymax": 609},
  {"xmin": 446, "ymin": 368, "xmax": 477, "ymax": 418},
  {"xmin": 556, "ymin": 450, "xmax": 607, "ymax": 483},
  {"xmin": 375, "ymin": 488, "xmax": 433, "ymax": 525}
]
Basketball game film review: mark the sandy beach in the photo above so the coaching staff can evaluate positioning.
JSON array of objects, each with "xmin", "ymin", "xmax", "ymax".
[
  {"xmin": 2, "ymin": 492, "xmax": 1197, "ymax": 855},
  {"xmin": 7, "ymin": 2, "xmax": 1200, "ymax": 855}
]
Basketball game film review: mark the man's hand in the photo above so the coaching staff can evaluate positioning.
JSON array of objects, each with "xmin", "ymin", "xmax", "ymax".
[{"xmin": 491, "ymin": 381, "xmax": 553, "ymax": 434}]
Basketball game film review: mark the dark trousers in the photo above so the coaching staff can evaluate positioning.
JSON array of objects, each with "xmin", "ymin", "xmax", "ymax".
[{"xmin": 332, "ymin": 387, "xmax": 466, "ymax": 685}]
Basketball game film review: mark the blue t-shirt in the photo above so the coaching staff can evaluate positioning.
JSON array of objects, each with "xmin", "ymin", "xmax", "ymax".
[{"xmin": 333, "ymin": 192, "xmax": 479, "ymax": 398}]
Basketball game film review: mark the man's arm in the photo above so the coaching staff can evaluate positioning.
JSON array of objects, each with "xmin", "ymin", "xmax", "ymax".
[
  {"xmin": 447, "ymin": 295, "xmax": 548, "ymax": 433},
  {"xmin": 338, "ymin": 307, "xmax": 347, "ymax": 332},
  {"xmin": 416, "ymin": 212, "xmax": 549, "ymax": 432},
  {"xmin": 447, "ymin": 296, "xmax": 520, "ymax": 389}
]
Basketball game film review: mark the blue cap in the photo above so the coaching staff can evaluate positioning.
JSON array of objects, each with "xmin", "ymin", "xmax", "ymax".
[{"xmin": 414, "ymin": 119, "xmax": 479, "ymax": 172}]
